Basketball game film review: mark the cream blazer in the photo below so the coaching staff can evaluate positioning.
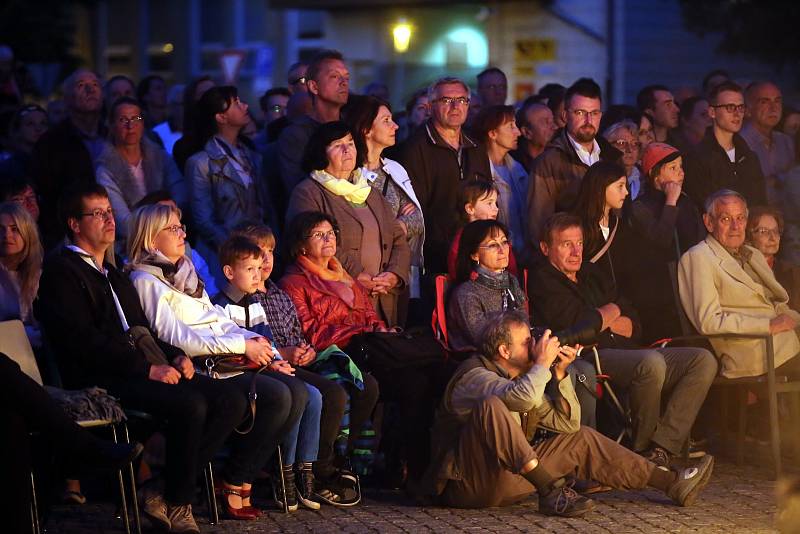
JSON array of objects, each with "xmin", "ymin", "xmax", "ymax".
[{"xmin": 678, "ymin": 235, "xmax": 800, "ymax": 378}]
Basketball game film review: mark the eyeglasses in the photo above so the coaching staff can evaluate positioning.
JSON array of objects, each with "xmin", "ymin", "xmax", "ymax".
[
  {"xmin": 290, "ymin": 76, "xmax": 308, "ymax": 86},
  {"xmin": 568, "ymin": 109, "xmax": 602, "ymax": 120},
  {"xmin": 433, "ymin": 96, "xmax": 470, "ymax": 107},
  {"xmin": 118, "ymin": 115, "xmax": 144, "ymax": 127},
  {"xmin": 162, "ymin": 224, "xmax": 187, "ymax": 235},
  {"xmin": 612, "ymin": 139, "xmax": 641, "ymax": 152},
  {"xmin": 80, "ymin": 208, "xmax": 114, "ymax": 221},
  {"xmin": 752, "ymin": 227, "xmax": 782, "ymax": 238},
  {"xmin": 711, "ymin": 103, "xmax": 746, "ymax": 114},
  {"xmin": 478, "ymin": 239, "xmax": 510, "ymax": 253},
  {"xmin": 305, "ymin": 229, "xmax": 338, "ymax": 242},
  {"xmin": 268, "ymin": 105, "xmax": 286, "ymax": 113}
]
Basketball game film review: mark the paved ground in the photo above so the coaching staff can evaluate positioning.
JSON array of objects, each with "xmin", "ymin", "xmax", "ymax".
[{"xmin": 40, "ymin": 459, "xmax": 788, "ymax": 533}]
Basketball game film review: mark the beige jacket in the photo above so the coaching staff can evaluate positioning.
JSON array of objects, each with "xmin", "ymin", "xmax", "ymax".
[{"xmin": 678, "ymin": 235, "xmax": 800, "ymax": 378}]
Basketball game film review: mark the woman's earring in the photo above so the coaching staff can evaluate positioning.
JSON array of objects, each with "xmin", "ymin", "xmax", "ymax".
[{"xmin": 301, "ymin": 248, "xmax": 307, "ymax": 255}]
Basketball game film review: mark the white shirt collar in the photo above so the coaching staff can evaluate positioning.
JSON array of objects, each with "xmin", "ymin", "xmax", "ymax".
[{"xmin": 567, "ymin": 133, "xmax": 601, "ymax": 166}]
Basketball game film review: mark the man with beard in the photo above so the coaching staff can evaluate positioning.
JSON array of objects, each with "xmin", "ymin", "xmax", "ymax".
[
  {"xmin": 526, "ymin": 78, "xmax": 620, "ymax": 255},
  {"xmin": 683, "ymin": 81, "xmax": 767, "ymax": 209},
  {"xmin": 637, "ymin": 85, "xmax": 680, "ymax": 144}
]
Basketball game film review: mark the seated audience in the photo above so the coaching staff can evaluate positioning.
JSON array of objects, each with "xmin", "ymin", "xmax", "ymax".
[
  {"xmin": 96, "ymin": 97, "xmax": 186, "ymax": 247},
  {"xmin": 0, "ymin": 201, "xmax": 42, "ymax": 346},
  {"xmin": 679, "ymin": 189, "xmax": 800, "ymax": 378},
  {"xmin": 417, "ymin": 310, "xmax": 714, "ymax": 512},
  {"xmin": 627, "ymin": 143, "xmax": 706, "ymax": 342},
  {"xmin": 447, "ymin": 219, "xmax": 596, "ymax": 427},
  {"xmin": 472, "ymin": 105, "xmax": 528, "ymax": 255},
  {"xmin": 447, "ymin": 180, "xmax": 518, "ymax": 281},
  {"xmin": 344, "ymin": 95, "xmax": 425, "ymax": 322},
  {"xmin": 125, "ymin": 203, "xmax": 334, "ymax": 514},
  {"xmin": 210, "ymin": 235, "xmax": 328, "ymax": 511},
  {"xmin": 531, "ymin": 213, "xmax": 717, "ymax": 467},
  {"xmin": 172, "ymin": 75, "xmax": 215, "ymax": 172},
  {"xmin": 35, "ymin": 183, "xmax": 245, "ymax": 533},
  {"xmin": 746, "ymin": 206, "xmax": 800, "ymax": 310},
  {"xmin": 286, "ymin": 121, "xmax": 410, "ymax": 326}
]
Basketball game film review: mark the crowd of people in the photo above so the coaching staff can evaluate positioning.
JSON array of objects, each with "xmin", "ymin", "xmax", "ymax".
[{"xmin": 3, "ymin": 43, "xmax": 800, "ymax": 532}]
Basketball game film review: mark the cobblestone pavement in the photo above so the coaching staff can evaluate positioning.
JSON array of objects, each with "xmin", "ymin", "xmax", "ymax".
[{"xmin": 41, "ymin": 459, "xmax": 784, "ymax": 533}]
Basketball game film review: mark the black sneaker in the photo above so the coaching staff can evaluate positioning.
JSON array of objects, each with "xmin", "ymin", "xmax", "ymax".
[
  {"xmin": 538, "ymin": 478, "xmax": 595, "ymax": 517},
  {"xmin": 641, "ymin": 446, "xmax": 671, "ymax": 470},
  {"xmin": 314, "ymin": 474, "xmax": 360, "ymax": 507},
  {"xmin": 667, "ymin": 455, "xmax": 715, "ymax": 507},
  {"xmin": 272, "ymin": 469, "xmax": 298, "ymax": 512},
  {"xmin": 297, "ymin": 466, "xmax": 321, "ymax": 510}
]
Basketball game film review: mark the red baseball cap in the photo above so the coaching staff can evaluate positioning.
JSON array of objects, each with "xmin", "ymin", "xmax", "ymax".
[{"xmin": 641, "ymin": 142, "xmax": 681, "ymax": 178}]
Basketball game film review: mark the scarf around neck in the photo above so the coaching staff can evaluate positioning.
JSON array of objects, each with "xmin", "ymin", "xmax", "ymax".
[
  {"xmin": 310, "ymin": 168, "xmax": 371, "ymax": 204},
  {"xmin": 472, "ymin": 264, "xmax": 526, "ymax": 311},
  {"xmin": 297, "ymin": 255, "xmax": 356, "ymax": 307},
  {"xmin": 136, "ymin": 250, "xmax": 205, "ymax": 298}
]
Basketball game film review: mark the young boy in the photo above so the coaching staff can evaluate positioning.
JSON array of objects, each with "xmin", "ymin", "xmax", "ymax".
[
  {"xmin": 229, "ymin": 223, "xmax": 366, "ymax": 502},
  {"xmin": 447, "ymin": 179, "xmax": 518, "ymax": 280}
]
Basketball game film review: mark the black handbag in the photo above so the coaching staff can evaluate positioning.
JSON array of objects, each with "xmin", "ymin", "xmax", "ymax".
[
  {"xmin": 200, "ymin": 354, "xmax": 269, "ymax": 435},
  {"xmin": 349, "ymin": 326, "xmax": 446, "ymax": 373}
]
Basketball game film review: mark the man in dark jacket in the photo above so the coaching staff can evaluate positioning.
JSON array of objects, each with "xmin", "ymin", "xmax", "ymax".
[
  {"xmin": 683, "ymin": 81, "xmax": 767, "ymax": 210},
  {"xmin": 278, "ymin": 49, "xmax": 349, "ymax": 196},
  {"xmin": 526, "ymin": 78, "xmax": 621, "ymax": 253},
  {"xmin": 529, "ymin": 213, "xmax": 717, "ymax": 468},
  {"xmin": 398, "ymin": 76, "xmax": 492, "ymax": 277},
  {"xmin": 31, "ymin": 69, "xmax": 108, "ymax": 249},
  {"xmin": 35, "ymin": 183, "xmax": 245, "ymax": 533},
  {"xmin": 418, "ymin": 310, "xmax": 714, "ymax": 513}
]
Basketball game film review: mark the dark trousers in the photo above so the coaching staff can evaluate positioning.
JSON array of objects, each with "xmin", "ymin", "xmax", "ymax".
[
  {"xmin": 441, "ymin": 396, "xmax": 655, "ymax": 509},
  {"xmin": 597, "ymin": 346, "xmax": 718, "ymax": 454},
  {"xmin": 293, "ymin": 367, "xmax": 379, "ymax": 476},
  {"xmin": 0, "ymin": 353, "xmax": 102, "ymax": 534},
  {"xmin": 110, "ymin": 375, "xmax": 245, "ymax": 504},
  {"xmin": 222, "ymin": 370, "xmax": 306, "ymax": 485}
]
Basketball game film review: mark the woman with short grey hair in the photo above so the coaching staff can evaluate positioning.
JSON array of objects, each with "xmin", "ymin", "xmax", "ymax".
[{"xmin": 603, "ymin": 120, "xmax": 644, "ymax": 199}]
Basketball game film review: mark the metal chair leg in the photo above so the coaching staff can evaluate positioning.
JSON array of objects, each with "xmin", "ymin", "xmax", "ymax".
[
  {"xmin": 768, "ymin": 385, "xmax": 782, "ymax": 478},
  {"xmin": 736, "ymin": 388, "xmax": 747, "ymax": 466},
  {"xmin": 112, "ymin": 425, "xmax": 132, "ymax": 534},
  {"xmin": 276, "ymin": 445, "xmax": 289, "ymax": 514},
  {"xmin": 122, "ymin": 423, "xmax": 142, "ymax": 534},
  {"xmin": 204, "ymin": 463, "xmax": 219, "ymax": 525},
  {"xmin": 30, "ymin": 471, "xmax": 40, "ymax": 534}
]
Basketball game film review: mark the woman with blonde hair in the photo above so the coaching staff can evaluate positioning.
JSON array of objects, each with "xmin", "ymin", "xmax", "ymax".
[{"xmin": 0, "ymin": 201, "xmax": 43, "ymax": 346}]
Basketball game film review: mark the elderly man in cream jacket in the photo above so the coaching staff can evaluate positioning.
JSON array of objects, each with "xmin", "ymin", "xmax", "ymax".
[{"xmin": 679, "ymin": 189, "xmax": 800, "ymax": 378}]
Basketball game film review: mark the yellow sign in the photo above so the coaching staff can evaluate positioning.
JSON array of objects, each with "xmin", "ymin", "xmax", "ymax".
[{"xmin": 515, "ymin": 39, "xmax": 556, "ymax": 62}]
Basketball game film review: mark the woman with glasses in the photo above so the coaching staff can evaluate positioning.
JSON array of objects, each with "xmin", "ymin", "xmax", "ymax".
[
  {"xmin": 626, "ymin": 143, "xmax": 705, "ymax": 342},
  {"xmin": 286, "ymin": 121, "xmax": 410, "ymax": 327},
  {"xmin": 746, "ymin": 206, "xmax": 800, "ymax": 310},
  {"xmin": 602, "ymin": 120, "xmax": 644, "ymax": 200},
  {"xmin": 126, "ymin": 203, "xmax": 333, "ymax": 517},
  {"xmin": 96, "ymin": 97, "xmax": 186, "ymax": 250}
]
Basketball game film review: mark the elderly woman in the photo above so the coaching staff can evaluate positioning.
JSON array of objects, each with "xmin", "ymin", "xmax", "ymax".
[
  {"xmin": 344, "ymin": 95, "xmax": 425, "ymax": 323},
  {"xmin": 447, "ymin": 219, "xmax": 597, "ymax": 428},
  {"xmin": 0, "ymin": 201, "xmax": 43, "ymax": 347},
  {"xmin": 126, "ymin": 203, "xmax": 329, "ymax": 516},
  {"xmin": 279, "ymin": 210, "xmax": 437, "ymax": 484},
  {"xmin": 747, "ymin": 206, "xmax": 800, "ymax": 311},
  {"xmin": 96, "ymin": 96, "xmax": 186, "ymax": 246},
  {"xmin": 626, "ymin": 143, "xmax": 706, "ymax": 342},
  {"xmin": 286, "ymin": 121, "xmax": 410, "ymax": 327},
  {"xmin": 602, "ymin": 120, "xmax": 643, "ymax": 200}
]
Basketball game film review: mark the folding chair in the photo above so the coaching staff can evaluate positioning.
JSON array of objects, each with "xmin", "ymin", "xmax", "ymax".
[
  {"xmin": 577, "ymin": 345, "xmax": 631, "ymax": 444},
  {"xmin": 0, "ymin": 320, "xmax": 137, "ymax": 534},
  {"xmin": 663, "ymin": 262, "xmax": 800, "ymax": 478}
]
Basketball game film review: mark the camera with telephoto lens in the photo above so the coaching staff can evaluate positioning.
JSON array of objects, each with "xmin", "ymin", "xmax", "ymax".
[{"xmin": 530, "ymin": 317, "xmax": 599, "ymax": 348}]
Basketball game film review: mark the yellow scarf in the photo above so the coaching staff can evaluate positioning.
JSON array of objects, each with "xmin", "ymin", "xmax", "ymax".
[{"xmin": 310, "ymin": 168, "xmax": 372, "ymax": 204}]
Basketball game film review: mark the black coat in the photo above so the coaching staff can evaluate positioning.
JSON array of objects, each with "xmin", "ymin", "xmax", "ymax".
[
  {"xmin": 529, "ymin": 260, "xmax": 641, "ymax": 349},
  {"xmin": 682, "ymin": 126, "xmax": 766, "ymax": 210},
  {"xmin": 623, "ymin": 188, "xmax": 707, "ymax": 342},
  {"xmin": 34, "ymin": 247, "xmax": 182, "ymax": 390},
  {"xmin": 398, "ymin": 121, "xmax": 492, "ymax": 274}
]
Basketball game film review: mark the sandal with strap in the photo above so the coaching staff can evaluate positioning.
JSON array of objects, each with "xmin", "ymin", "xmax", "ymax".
[
  {"xmin": 216, "ymin": 484, "xmax": 259, "ymax": 520},
  {"xmin": 240, "ymin": 487, "xmax": 263, "ymax": 517}
]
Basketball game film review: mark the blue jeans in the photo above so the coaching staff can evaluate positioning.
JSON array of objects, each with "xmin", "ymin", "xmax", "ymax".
[{"xmin": 268, "ymin": 372, "xmax": 322, "ymax": 465}]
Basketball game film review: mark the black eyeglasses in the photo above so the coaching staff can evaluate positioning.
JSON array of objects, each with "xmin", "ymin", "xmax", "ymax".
[
  {"xmin": 290, "ymin": 76, "xmax": 308, "ymax": 86},
  {"xmin": 711, "ymin": 103, "xmax": 746, "ymax": 114}
]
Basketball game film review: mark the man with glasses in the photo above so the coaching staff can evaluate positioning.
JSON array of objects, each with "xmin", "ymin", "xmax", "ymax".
[
  {"xmin": 683, "ymin": 81, "xmax": 767, "ymax": 209},
  {"xmin": 399, "ymin": 77, "xmax": 491, "ymax": 281},
  {"xmin": 278, "ymin": 51, "xmax": 349, "ymax": 195},
  {"xmin": 32, "ymin": 69, "xmax": 108, "ymax": 248},
  {"xmin": 740, "ymin": 81, "xmax": 795, "ymax": 204},
  {"xmin": 526, "ymin": 78, "xmax": 621, "ymax": 257},
  {"xmin": 679, "ymin": 189, "xmax": 800, "ymax": 379}
]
